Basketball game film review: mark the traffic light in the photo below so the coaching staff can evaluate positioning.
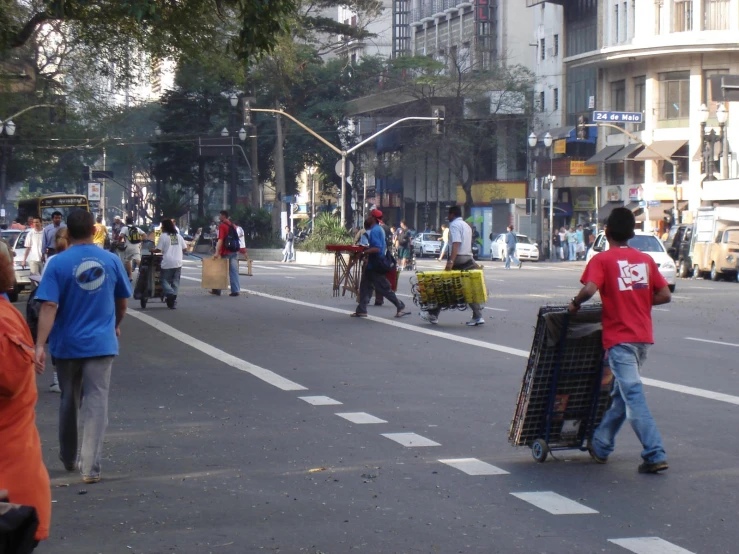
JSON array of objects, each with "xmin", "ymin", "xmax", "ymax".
[
  {"xmin": 432, "ymin": 105, "xmax": 445, "ymax": 135},
  {"xmin": 576, "ymin": 115, "xmax": 589, "ymax": 140}
]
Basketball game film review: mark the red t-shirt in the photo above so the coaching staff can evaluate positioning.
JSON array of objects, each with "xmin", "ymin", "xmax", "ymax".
[
  {"xmin": 218, "ymin": 221, "xmax": 233, "ymax": 257},
  {"xmin": 580, "ymin": 246, "xmax": 669, "ymax": 350}
]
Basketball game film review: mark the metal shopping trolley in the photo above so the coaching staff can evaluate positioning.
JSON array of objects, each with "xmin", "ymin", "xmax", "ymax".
[
  {"xmin": 508, "ymin": 304, "xmax": 614, "ymax": 462},
  {"xmin": 133, "ymin": 247, "xmax": 164, "ymax": 309}
]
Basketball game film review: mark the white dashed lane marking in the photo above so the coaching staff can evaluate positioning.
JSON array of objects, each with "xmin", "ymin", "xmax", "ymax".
[
  {"xmin": 438, "ymin": 458, "xmax": 509, "ymax": 476},
  {"xmin": 685, "ymin": 336, "xmax": 739, "ymax": 348},
  {"xmin": 335, "ymin": 412, "xmax": 387, "ymax": 424},
  {"xmin": 608, "ymin": 537, "xmax": 696, "ymax": 554},
  {"xmin": 299, "ymin": 396, "xmax": 342, "ymax": 406},
  {"xmin": 510, "ymin": 491, "xmax": 598, "ymax": 515},
  {"xmin": 126, "ymin": 310, "xmax": 307, "ymax": 391},
  {"xmin": 381, "ymin": 433, "xmax": 440, "ymax": 447}
]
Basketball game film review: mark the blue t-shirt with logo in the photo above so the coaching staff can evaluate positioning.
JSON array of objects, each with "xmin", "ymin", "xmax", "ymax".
[
  {"xmin": 366, "ymin": 224, "xmax": 386, "ymax": 270},
  {"xmin": 36, "ymin": 244, "xmax": 132, "ymax": 359}
]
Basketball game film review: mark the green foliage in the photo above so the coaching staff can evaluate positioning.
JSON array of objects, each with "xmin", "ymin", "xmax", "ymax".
[
  {"xmin": 229, "ymin": 204, "xmax": 275, "ymax": 247},
  {"xmin": 297, "ymin": 213, "xmax": 351, "ymax": 252}
]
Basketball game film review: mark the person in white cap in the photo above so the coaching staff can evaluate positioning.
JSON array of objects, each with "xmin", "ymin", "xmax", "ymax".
[{"xmin": 111, "ymin": 215, "xmax": 123, "ymax": 252}]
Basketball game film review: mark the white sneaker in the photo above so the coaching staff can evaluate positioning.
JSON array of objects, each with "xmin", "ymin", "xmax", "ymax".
[
  {"xmin": 49, "ymin": 382, "xmax": 61, "ymax": 393},
  {"xmin": 419, "ymin": 311, "xmax": 438, "ymax": 325},
  {"xmin": 465, "ymin": 317, "xmax": 485, "ymax": 326}
]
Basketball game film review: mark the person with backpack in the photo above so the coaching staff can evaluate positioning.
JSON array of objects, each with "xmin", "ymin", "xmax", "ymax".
[
  {"xmin": 118, "ymin": 216, "xmax": 144, "ymax": 281},
  {"xmin": 211, "ymin": 210, "xmax": 241, "ymax": 297},
  {"xmin": 282, "ymin": 226, "xmax": 295, "ymax": 262}
]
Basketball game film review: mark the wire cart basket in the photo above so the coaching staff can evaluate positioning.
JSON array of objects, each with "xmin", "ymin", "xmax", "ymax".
[
  {"xmin": 133, "ymin": 251, "xmax": 164, "ymax": 310},
  {"xmin": 508, "ymin": 304, "xmax": 614, "ymax": 462},
  {"xmin": 410, "ymin": 270, "xmax": 487, "ymax": 312}
]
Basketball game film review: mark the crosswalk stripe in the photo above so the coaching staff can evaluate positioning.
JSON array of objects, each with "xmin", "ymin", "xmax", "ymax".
[
  {"xmin": 608, "ymin": 537, "xmax": 696, "ymax": 554},
  {"xmin": 510, "ymin": 491, "xmax": 598, "ymax": 515},
  {"xmin": 381, "ymin": 432, "xmax": 440, "ymax": 447},
  {"xmin": 298, "ymin": 395, "xmax": 342, "ymax": 406},
  {"xmin": 335, "ymin": 412, "xmax": 387, "ymax": 424},
  {"xmin": 438, "ymin": 458, "xmax": 509, "ymax": 475}
]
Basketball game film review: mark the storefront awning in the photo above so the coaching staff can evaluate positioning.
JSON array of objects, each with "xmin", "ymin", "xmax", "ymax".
[
  {"xmin": 547, "ymin": 126, "xmax": 575, "ymax": 140},
  {"xmin": 605, "ymin": 143, "xmax": 644, "ymax": 163},
  {"xmin": 691, "ymin": 141, "xmax": 721, "ymax": 162},
  {"xmin": 633, "ymin": 140, "xmax": 688, "ymax": 161},
  {"xmin": 585, "ymin": 145, "xmax": 624, "ymax": 165}
]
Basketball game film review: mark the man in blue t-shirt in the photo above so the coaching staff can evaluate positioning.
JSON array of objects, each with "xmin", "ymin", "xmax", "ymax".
[
  {"xmin": 35, "ymin": 210, "xmax": 132, "ymax": 484},
  {"xmin": 350, "ymin": 213, "xmax": 410, "ymax": 319}
]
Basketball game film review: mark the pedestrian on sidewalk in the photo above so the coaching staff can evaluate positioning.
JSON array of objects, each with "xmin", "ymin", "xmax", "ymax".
[
  {"xmin": 212, "ymin": 210, "xmax": 241, "ymax": 297},
  {"xmin": 397, "ymin": 220, "xmax": 412, "ymax": 271},
  {"xmin": 438, "ymin": 223, "xmax": 449, "ymax": 261},
  {"xmin": 552, "ymin": 230, "xmax": 562, "ymax": 262},
  {"xmin": 420, "ymin": 206, "xmax": 485, "ymax": 327},
  {"xmin": 22, "ymin": 217, "xmax": 44, "ymax": 276},
  {"xmin": 110, "ymin": 215, "xmax": 123, "ymax": 252},
  {"xmin": 34, "ymin": 210, "xmax": 132, "ymax": 484},
  {"xmin": 350, "ymin": 212, "xmax": 410, "ymax": 319},
  {"xmin": 566, "ymin": 226, "xmax": 577, "ymax": 261},
  {"xmin": 504, "ymin": 225, "xmax": 522, "ymax": 269},
  {"xmin": 0, "ymin": 247, "xmax": 51, "ymax": 546},
  {"xmin": 575, "ymin": 224, "xmax": 585, "ymax": 260},
  {"xmin": 569, "ymin": 207, "xmax": 671, "ymax": 474},
  {"xmin": 282, "ymin": 226, "xmax": 295, "ymax": 262},
  {"xmin": 41, "ymin": 211, "xmax": 66, "ymax": 261},
  {"xmin": 151, "ymin": 218, "xmax": 187, "ymax": 309}
]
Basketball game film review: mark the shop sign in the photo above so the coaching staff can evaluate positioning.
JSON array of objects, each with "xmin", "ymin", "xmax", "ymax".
[
  {"xmin": 628, "ymin": 187, "xmax": 642, "ymax": 201},
  {"xmin": 570, "ymin": 161, "xmax": 597, "ymax": 176},
  {"xmin": 553, "ymin": 140, "xmax": 566, "ymax": 154},
  {"xmin": 572, "ymin": 189, "xmax": 595, "ymax": 210},
  {"xmin": 607, "ymin": 187, "xmax": 622, "ymax": 201}
]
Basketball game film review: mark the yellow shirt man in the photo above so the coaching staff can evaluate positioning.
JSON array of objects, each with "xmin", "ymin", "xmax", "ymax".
[{"xmin": 93, "ymin": 222, "xmax": 108, "ymax": 248}]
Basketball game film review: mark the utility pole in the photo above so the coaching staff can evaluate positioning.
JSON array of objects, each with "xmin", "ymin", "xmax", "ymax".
[
  {"xmin": 273, "ymin": 103, "xmax": 286, "ymax": 233},
  {"xmin": 251, "ymin": 126, "xmax": 260, "ymax": 208}
]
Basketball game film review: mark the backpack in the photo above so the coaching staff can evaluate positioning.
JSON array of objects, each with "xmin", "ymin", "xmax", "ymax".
[
  {"xmin": 224, "ymin": 223, "xmax": 240, "ymax": 252},
  {"xmin": 128, "ymin": 226, "xmax": 145, "ymax": 244}
]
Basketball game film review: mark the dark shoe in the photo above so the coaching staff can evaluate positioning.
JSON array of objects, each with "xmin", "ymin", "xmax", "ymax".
[
  {"xmin": 209, "ymin": 289, "xmax": 222, "ymax": 296},
  {"xmin": 82, "ymin": 475, "xmax": 101, "ymax": 484},
  {"xmin": 229, "ymin": 292, "xmax": 240, "ymax": 297},
  {"xmin": 373, "ymin": 302, "xmax": 384, "ymax": 306},
  {"xmin": 587, "ymin": 445, "xmax": 607, "ymax": 464},
  {"xmin": 59, "ymin": 454, "xmax": 76, "ymax": 472},
  {"xmin": 350, "ymin": 312, "xmax": 368, "ymax": 318},
  {"xmin": 638, "ymin": 460, "xmax": 668, "ymax": 474}
]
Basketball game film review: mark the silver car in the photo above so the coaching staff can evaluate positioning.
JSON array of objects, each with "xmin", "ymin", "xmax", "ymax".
[
  {"xmin": 1, "ymin": 229, "xmax": 31, "ymax": 301},
  {"xmin": 412, "ymin": 232, "xmax": 442, "ymax": 258}
]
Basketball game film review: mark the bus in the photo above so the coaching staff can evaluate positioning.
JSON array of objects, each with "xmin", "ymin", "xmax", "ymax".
[{"xmin": 17, "ymin": 194, "xmax": 90, "ymax": 224}]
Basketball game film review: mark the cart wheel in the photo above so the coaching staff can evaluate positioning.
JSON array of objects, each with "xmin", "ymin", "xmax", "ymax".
[
  {"xmin": 140, "ymin": 297, "xmax": 148, "ymax": 309},
  {"xmin": 531, "ymin": 439, "xmax": 549, "ymax": 463}
]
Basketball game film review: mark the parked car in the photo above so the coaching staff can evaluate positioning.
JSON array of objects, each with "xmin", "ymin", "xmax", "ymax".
[
  {"xmin": 1, "ymin": 229, "xmax": 31, "ymax": 302},
  {"xmin": 586, "ymin": 231, "xmax": 677, "ymax": 292},
  {"xmin": 490, "ymin": 233, "xmax": 540, "ymax": 261},
  {"xmin": 664, "ymin": 223, "xmax": 694, "ymax": 278},
  {"xmin": 690, "ymin": 206, "xmax": 739, "ymax": 281},
  {"xmin": 412, "ymin": 232, "xmax": 442, "ymax": 258}
]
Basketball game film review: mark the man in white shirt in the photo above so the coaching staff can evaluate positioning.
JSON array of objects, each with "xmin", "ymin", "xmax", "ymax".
[
  {"xmin": 420, "ymin": 205, "xmax": 484, "ymax": 327},
  {"xmin": 22, "ymin": 218, "xmax": 45, "ymax": 276},
  {"xmin": 151, "ymin": 219, "xmax": 187, "ymax": 309}
]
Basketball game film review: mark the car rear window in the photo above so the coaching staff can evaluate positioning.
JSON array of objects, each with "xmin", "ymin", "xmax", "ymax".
[
  {"xmin": 516, "ymin": 236, "xmax": 532, "ymax": 244},
  {"xmin": 424, "ymin": 234, "xmax": 441, "ymax": 241},
  {"xmin": 628, "ymin": 235, "xmax": 664, "ymax": 253}
]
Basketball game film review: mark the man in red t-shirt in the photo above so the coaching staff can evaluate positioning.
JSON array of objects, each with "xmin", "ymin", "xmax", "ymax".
[
  {"xmin": 211, "ymin": 210, "xmax": 240, "ymax": 297},
  {"xmin": 569, "ymin": 207, "xmax": 671, "ymax": 474}
]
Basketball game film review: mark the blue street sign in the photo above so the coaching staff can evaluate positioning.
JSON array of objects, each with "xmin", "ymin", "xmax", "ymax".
[
  {"xmin": 648, "ymin": 200, "xmax": 661, "ymax": 207},
  {"xmin": 639, "ymin": 200, "xmax": 647, "ymax": 207},
  {"xmin": 282, "ymin": 195, "xmax": 294, "ymax": 203},
  {"xmin": 592, "ymin": 111, "xmax": 644, "ymax": 123}
]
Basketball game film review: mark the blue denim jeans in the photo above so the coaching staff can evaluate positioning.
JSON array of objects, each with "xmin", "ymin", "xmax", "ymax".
[
  {"xmin": 160, "ymin": 267, "xmax": 181, "ymax": 297},
  {"xmin": 224, "ymin": 252, "xmax": 240, "ymax": 293},
  {"xmin": 504, "ymin": 251, "xmax": 520, "ymax": 269},
  {"xmin": 592, "ymin": 343, "xmax": 667, "ymax": 464}
]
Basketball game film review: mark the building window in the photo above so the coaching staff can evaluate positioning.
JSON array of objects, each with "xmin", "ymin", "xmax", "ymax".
[
  {"xmin": 673, "ymin": 0, "xmax": 693, "ymax": 32},
  {"xmin": 553, "ymin": 88, "xmax": 559, "ymax": 111},
  {"xmin": 705, "ymin": 0, "xmax": 730, "ymax": 30},
  {"xmin": 553, "ymin": 34, "xmax": 559, "ymax": 56},
  {"xmin": 540, "ymin": 38, "xmax": 545, "ymax": 60},
  {"xmin": 540, "ymin": 91, "xmax": 546, "ymax": 112},
  {"xmin": 566, "ymin": 66, "xmax": 597, "ymax": 125},
  {"xmin": 622, "ymin": 2, "xmax": 628, "ymax": 40},
  {"xmin": 659, "ymin": 70, "xmax": 690, "ymax": 122},
  {"xmin": 614, "ymin": 3, "xmax": 619, "ymax": 44},
  {"xmin": 633, "ymin": 76, "xmax": 646, "ymax": 115},
  {"xmin": 704, "ymin": 69, "xmax": 729, "ymax": 114},
  {"xmin": 611, "ymin": 80, "xmax": 626, "ymax": 111},
  {"xmin": 565, "ymin": 0, "xmax": 597, "ymax": 57},
  {"xmin": 655, "ymin": 0, "xmax": 663, "ymax": 35}
]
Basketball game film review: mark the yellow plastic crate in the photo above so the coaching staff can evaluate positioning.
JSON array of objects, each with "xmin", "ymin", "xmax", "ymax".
[{"xmin": 413, "ymin": 270, "xmax": 487, "ymax": 309}]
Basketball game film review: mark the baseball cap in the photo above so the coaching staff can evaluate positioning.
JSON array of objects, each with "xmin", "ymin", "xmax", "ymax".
[
  {"xmin": 114, "ymin": 215, "xmax": 121, "ymax": 220},
  {"xmin": 370, "ymin": 209, "xmax": 383, "ymax": 220}
]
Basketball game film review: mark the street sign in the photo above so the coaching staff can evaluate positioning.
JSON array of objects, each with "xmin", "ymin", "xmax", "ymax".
[
  {"xmin": 335, "ymin": 159, "xmax": 354, "ymax": 177},
  {"xmin": 639, "ymin": 200, "xmax": 647, "ymax": 207},
  {"xmin": 592, "ymin": 111, "xmax": 643, "ymax": 123},
  {"xmin": 88, "ymin": 182, "xmax": 102, "ymax": 201},
  {"xmin": 648, "ymin": 200, "xmax": 661, "ymax": 207},
  {"xmin": 282, "ymin": 195, "xmax": 294, "ymax": 204}
]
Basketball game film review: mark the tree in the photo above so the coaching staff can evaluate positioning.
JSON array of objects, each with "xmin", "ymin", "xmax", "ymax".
[{"xmin": 372, "ymin": 51, "xmax": 535, "ymax": 213}]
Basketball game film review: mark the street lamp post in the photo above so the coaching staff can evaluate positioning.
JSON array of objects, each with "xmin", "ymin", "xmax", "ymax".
[
  {"xmin": 0, "ymin": 120, "xmax": 17, "ymax": 224},
  {"xmin": 700, "ymin": 103, "xmax": 729, "ymax": 183},
  {"xmin": 528, "ymin": 132, "xmax": 539, "ymax": 250},
  {"xmin": 543, "ymin": 132, "xmax": 554, "ymax": 261},
  {"xmin": 228, "ymin": 94, "xmax": 239, "ymax": 208}
]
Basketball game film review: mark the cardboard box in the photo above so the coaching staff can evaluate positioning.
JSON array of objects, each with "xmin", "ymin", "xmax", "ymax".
[{"xmin": 202, "ymin": 257, "xmax": 229, "ymax": 290}]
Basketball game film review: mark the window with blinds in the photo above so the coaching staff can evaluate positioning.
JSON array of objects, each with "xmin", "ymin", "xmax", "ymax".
[
  {"xmin": 704, "ymin": 0, "xmax": 730, "ymax": 30},
  {"xmin": 672, "ymin": 0, "xmax": 693, "ymax": 32}
]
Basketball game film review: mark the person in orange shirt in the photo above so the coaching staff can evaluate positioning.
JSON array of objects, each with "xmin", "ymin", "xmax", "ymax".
[{"xmin": 0, "ymin": 244, "xmax": 51, "ymax": 544}]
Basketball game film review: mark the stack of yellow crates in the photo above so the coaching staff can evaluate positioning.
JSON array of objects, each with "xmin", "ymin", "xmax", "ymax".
[{"xmin": 413, "ymin": 270, "xmax": 487, "ymax": 310}]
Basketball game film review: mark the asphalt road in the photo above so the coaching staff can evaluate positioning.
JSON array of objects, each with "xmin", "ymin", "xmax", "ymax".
[{"xmin": 20, "ymin": 255, "xmax": 739, "ymax": 554}]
